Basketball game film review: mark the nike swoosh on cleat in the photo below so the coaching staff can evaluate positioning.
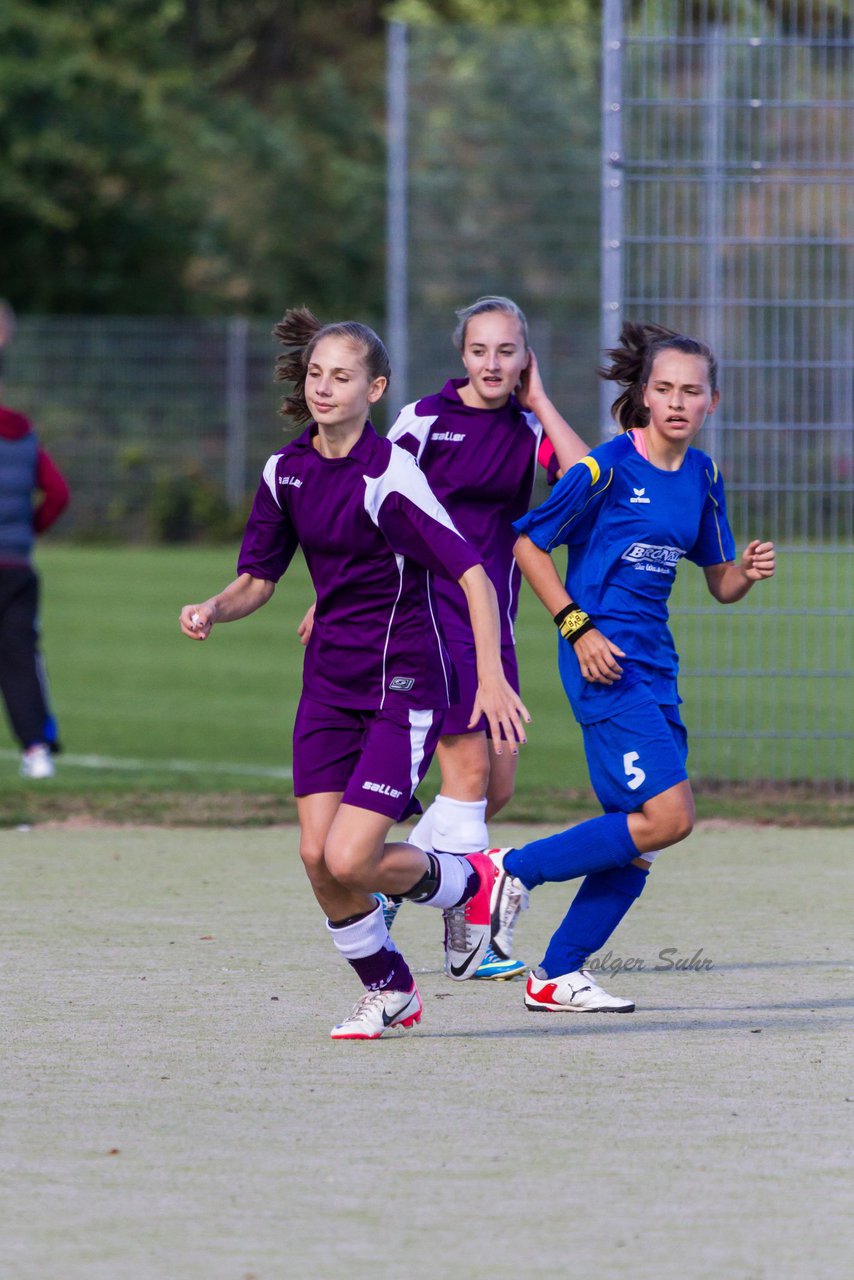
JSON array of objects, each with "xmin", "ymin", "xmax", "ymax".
[
  {"xmin": 382, "ymin": 992, "xmax": 417, "ymax": 1026},
  {"xmin": 449, "ymin": 950, "xmax": 481, "ymax": 978}
]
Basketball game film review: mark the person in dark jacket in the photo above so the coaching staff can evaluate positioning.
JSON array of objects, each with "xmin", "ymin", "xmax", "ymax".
[{"xmin": 0, "ymin": 304, "xmax": 69, "ymax": 779}]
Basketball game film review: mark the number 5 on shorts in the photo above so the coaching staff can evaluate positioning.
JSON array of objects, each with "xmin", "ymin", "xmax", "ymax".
[{"xmin": 623, "ymin": 751, "xmax": 646, "ymax": 791}]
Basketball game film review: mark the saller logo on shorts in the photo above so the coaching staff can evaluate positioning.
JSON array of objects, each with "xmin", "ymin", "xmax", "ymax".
[
  {"xmin": 388, "ymin": 676, "xmax": 415, "ymax": 691},
  {"xmin": 621, "ymin": 542, "xmax": 685, "ymax": 569},
  {"xmin": 362, "ymin": 781, "xmax": 403, "ymax": 798}
]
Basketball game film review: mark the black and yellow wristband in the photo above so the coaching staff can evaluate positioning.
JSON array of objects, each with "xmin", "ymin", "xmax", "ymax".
[{"xmin": 554, "ymin": 602, "xmax": 594, "ymax": 646}]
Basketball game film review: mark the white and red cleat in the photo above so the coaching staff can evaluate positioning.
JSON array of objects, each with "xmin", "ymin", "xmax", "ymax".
[
  {"xmin": 525, "ymin": 968, "xmax": 635, "ymax": 1013},
  {"xmin": 330, "ymin": 984, "xmax": 422, "ymax": 1040}
]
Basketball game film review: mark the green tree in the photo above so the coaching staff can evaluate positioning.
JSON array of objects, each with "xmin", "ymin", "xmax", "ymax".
[
  {"xmin": 0, "ymin": 0, "xmax": 389, "ymax": 316},
  {"xmin": 0, "ymin": 1, "xmax": 208, "ymax": 312}
]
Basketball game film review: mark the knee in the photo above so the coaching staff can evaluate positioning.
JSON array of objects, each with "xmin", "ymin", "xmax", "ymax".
[
  {"xmin": 323, "ymin": 838, "xmax": 369, "ymax": 890},
  {"xmin": 667, "ymin": 809, "xmax": 695, "ymax": 845},
  {"xmin": 300, "ymin": 841, "xmax": 333, "ymax": 891},
  {"xmin": 659, "ymin": 800, "xmax": 695, "ymax": 847},
  {"xmin": 637, "ymin": 796, "xmax": 695, "ymax": 851}
]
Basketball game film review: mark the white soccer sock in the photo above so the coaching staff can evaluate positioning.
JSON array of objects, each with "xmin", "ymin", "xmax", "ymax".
[
  {"xmin": 409, "ymin": 801, "xmax": 437, "ymax": 852},
  {"xmin": 410, "ymin": 851, "xmax": 469, "ymax": 910},
  {"xmin": 431, "ymin": 794, "xmax": 488, "ymax": 854},
  {"xmin": 326, "ymin": 900, "xmax": 396, "ymax": 959},
  {"xmin": 410, "ymin": 795, "xmax": 489, "ymax": 854}
]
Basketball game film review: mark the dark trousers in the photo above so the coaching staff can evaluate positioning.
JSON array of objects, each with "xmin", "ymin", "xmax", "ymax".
[{"xmin": 0, "ymin": 566, "xmax": 51, "ymax": 750}]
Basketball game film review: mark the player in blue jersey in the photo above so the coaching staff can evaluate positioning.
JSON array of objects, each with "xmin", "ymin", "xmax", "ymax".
[
  {"xmin": 180, "ymin": 309, "xmax": 528, "ymax": 1038},
  {"xmin": 486, "ymin": 321, "xmax": 776, "ymax": 1013}
]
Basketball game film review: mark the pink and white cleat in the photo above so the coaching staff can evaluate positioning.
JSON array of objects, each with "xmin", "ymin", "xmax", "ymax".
[
  {"xmin": 330, "ymin": 984, "xmax": 423, "ymax": 1040},
  {"xmin": 443, "ymin": 852, "xmax": 496, "ymax": 981}
]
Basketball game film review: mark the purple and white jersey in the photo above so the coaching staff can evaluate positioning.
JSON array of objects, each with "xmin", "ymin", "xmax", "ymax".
[
  {"xmin": 238, "ymin": 421, "xmax": 481, "ymax": 712},
  {"xmin": 388, "ymin": 378, "xmax": 542, "ymax": 648}
]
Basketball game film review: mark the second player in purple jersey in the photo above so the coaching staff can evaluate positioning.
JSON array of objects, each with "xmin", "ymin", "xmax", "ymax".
[
  {"xmin": 381, "ymin": 296, "xmax": 589, "ymax": 975},
  {"xmin": 180, "ymin": 309, "xmax": 528, "ymax": 1039}
]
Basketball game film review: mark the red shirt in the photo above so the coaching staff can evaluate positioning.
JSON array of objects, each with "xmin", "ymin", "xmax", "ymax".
[{"xmin": 0, "ymin": 405, "xmax": 70, "ymax": 535}]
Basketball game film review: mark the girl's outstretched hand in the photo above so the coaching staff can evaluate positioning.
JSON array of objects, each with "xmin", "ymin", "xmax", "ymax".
[
  {"xmin": 469, "ymin": 676, "xmax": 531, "ymax": 755},
  {"xmin": 572, "ymin": 628, "xmax": 626, "ymax": 685},
  {"xmin": 741, "ymin": 539, "xmax": 775, "ymax": 581},
  {"xmin": 179, "ymin": 602, "xmax": 215, "ymax": 640}
]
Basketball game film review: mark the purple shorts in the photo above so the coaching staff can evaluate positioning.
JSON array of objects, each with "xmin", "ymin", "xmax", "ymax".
[
  {"xmin": 440, "ymin": 636, "xmax": 520, "ymax": 738},
  {"xmin": 292, "ymin": 695, "xmax": 444, "ymax": 821}
]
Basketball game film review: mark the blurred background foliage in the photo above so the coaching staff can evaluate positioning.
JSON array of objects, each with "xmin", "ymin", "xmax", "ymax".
[
  {"xmin": 0, "ymin": 0, "xmax": 605, "ymax": 321},
  {"xmin": 2, "ymin": 1, "xmax": 837, "ymax": 322}
]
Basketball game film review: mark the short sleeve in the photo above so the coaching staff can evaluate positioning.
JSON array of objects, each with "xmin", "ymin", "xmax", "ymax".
[
  {"xmin": 687, "ymin": 461, "xmax": 737, "ymax": 567},
  {"xmin": 514, "ymin": 454, "xmax": 610, "ymax": 550},
  {"xmin": 386, "ymin": 402, "xmax": 433, "ymax": 464},
  {"xmin": 378, "ymin": 494, "xmax": 481, "ymax": 582},
  {"xmin": 537, "ymin": 437, "xmax": 561, "ymax": 487},
  {"xmin": 237, "ymin": 457, "xmax": 300, "ymax": 582},
  {"xmin": 364, "ymin": 445, "xmax": 481, "ymax": 582}
]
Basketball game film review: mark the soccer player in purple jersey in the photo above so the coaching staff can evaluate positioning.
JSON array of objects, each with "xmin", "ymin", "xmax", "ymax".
[
  {"xmin": 487, "ymin": 323, "xmax": 775, "ymax": 1013},
  {"xmin": 379, "ymin": 296, "xmax": 589, "ymax": 977},
  {"xmin": 180, "ymin": 309, "xmax": 528, "ymax": 1039}
]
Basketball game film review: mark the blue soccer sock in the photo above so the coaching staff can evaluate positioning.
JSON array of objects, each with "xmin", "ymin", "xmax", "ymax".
[
  {"xmin": 504, "ymin": 811, "xmax": 640, "ymax": 890},
  {"xmin": 540, "ymin": 864, "xmax": 649, "ymax": 977}
]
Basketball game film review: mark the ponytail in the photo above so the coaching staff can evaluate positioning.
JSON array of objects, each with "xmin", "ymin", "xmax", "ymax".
[
  {"xmin": 598, "ymin": 321, "xmax": 718, "ymax": 431},
  {"xmin": 273, "ymin": 307, "xmax": 391, "ymax": 425},
  {"xmin": 274, "ymin": 307, "xmax": 324, "ymax": 423}
]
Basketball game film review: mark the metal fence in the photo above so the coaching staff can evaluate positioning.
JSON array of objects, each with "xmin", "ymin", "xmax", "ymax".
[
  {"xmin": 3, "ymin": 5, "xmax": 851, "ymax": 788},
  {"xmin": 386, "ymin": 18, "xmax": 603, "ymax": 428},
  {"xmin": 3, "ymin": 317, "xmax": 285, "ymax": 541},
  {"xmin": 601, "ymin": 0, "xmax": 853, "ymax": 787}
]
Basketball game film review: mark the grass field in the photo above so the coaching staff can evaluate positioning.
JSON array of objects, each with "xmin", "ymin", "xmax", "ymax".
[
  {"xmin": 3, "ymin": 821, "xmax": 851, "ymax": 1279},
  {"xmin": 0, "ymin": 545, "xmax": 851, "ymax": 826}
]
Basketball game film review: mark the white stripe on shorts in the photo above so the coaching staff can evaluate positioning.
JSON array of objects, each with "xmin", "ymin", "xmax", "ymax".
[{"xmin": 408, "ymin": 708, "xmax": 436, "ymax": 795}]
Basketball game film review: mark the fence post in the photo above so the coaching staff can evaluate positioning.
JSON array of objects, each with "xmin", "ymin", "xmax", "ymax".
[
  {"xmin": 225, "ymin": 316, "xmax": 248, "ymax": 510},
  {"xmin": 701, "ymin": 23, "xmax": 726, "ymax": 459},
  {"xmin": 386, "ymin": 20, "xmax": 409, "ymax": 421},
  {"xmin": 600, "ymin": 0, "xmax": 625, "ymax": 441}
]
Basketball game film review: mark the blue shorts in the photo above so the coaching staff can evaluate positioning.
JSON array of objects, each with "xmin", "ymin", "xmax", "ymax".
[
  {"xmin": 581, "ymin": 703, "xmax": 689, "ymax": 813},
  {"xmin": 292, "ymin": 695, "xmax": 443, "ymax": 821}
]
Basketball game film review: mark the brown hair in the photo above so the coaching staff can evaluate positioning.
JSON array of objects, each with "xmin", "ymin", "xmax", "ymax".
[
  {"xmin": 598, "ymin": 321, "xmax": 718, "ymax": 431},
  {"xmin": 273, "ymin": 307, "xmax": 391, "ymax": 425}
]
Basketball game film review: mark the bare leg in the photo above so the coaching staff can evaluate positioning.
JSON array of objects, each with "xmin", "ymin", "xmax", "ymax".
[
  {"xmin": 435, "ymin": 732, "xmax": 491, "ymax": 800},
  {"xmin": 485, "ymin": 738, "xmax": 518, "ymax": 819},
  {"xmin": 296, "ymin": 793, "xmax": 377, "ymax": 921},
  {"xmin": 627, "ymin": 780, "xmax": 695, "ymax": 856},
  {"xmin": 324, "ymin": 803, "xmax": 433, "ymax": 894}
]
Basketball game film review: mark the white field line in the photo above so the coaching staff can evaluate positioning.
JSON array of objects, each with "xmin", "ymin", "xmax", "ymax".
[{"xmin": 1, "ymin": 750, "xmax": 292, "ymax": 780}]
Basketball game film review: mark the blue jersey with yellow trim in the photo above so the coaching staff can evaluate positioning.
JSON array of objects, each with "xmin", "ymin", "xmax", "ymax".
[{"xmin": 513, "ymin": 431, "xmax": 736, "ymax": 724}]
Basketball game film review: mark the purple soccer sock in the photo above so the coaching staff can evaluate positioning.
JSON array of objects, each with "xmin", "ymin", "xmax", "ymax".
[
  {"xmin": 327, "ymin": 901, "xmax": 414, "ymax": 992},
  {"xmin": 348, "ymin": 946, "xmax": 414, "ymax": 993},
  {"xmin": 503, "ymin": 811, "xmax": 640, "ymax": 889}
]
